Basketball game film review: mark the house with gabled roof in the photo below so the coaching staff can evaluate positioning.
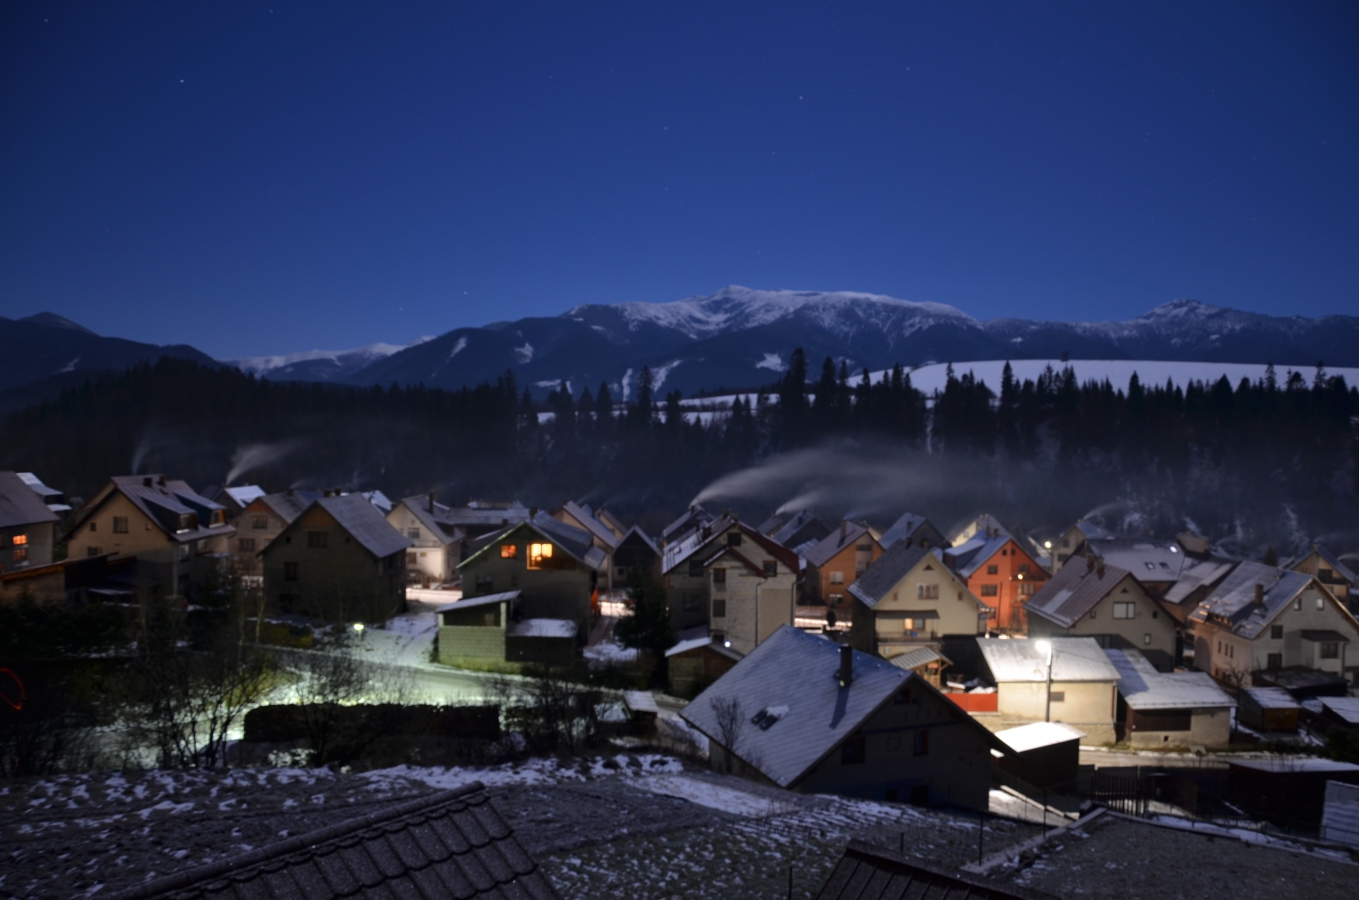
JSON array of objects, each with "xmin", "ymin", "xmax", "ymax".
[
  {"xmin": 660, "ymin": 503, "xmax": 715, "ymax": 545},
  {"xmin": 660, "ymin": 516, "xmax": 800, "ymax": 655},
  {"xmin": 553, "ymin": 499, "xmax": 622, "ymax": 592},
  {"xmin": 387, "ymin": 494, "xmax": 461, "ymax": 587},
  {"xmin": 1082, "ymin": 538, "xmax": 1186, "ymax": 596},
  {"xmin": 261, "ymin": 493, "xmax": 410, "ymax": 623},
  {"xmin": 848, "ymin": 542, "xmax": 986, "ymax": 662},
  {"xmin": 613, "ymin": 525, "xmax": 661, "ymax": 586},
  {"xmin": 458, "ymin": 512, "xmax": 605, "ymax": 637},
  {"xmin": 1025, "ymin": 557, "xmax": 1178, "ymax": 672},
  {"xmin": 1050, "ymin": 518, "xmax": 1115, "ymax": 572},
  {"xmin": 1285, "ymin": 543, "xmax": 1357, "ymax": 610},
  {"xmin": 209, "ymin": 484, "xmax": 266, "ymax": 522},
  {"xmin": 1105, "ymin": 648, "xmax": 1235, "ymax": 749},
  {"xmin": 230, "ymin": 489, "xmax": 322, "ymax": 579},
  {"xmin": 681, "ymin": 625, "xmax": 1005, "ymax": 810},
  {"xmin": 804, "ymin": 521, "xmax": 883, "ymax": 608},
  {"xmin": 767, "ymin": 509, "xmax": 831, "ymax": 550},
  {"xmin": 878, "ymin": 511, "xmax": 949, "ymax": 553},
  {"xmin": 1189, "ymin": 560, "xmax": 1359, "ymax": 689},
  {"xmin": 0, "ymin": 470, "xmax": 60, "ymax": 572},
  {"xmin": 944, "ymin": 528, "xmax": 1048, "ymax": 634},
  {"xmin": 976, "ymin": 637, "xmax": 1122, "ymax": 744},
  {"xmin": 947, "ymin": 513, "xmax": 1011, "ymax": 547},
  {"xmin": 66, "ymin": 474, "xmax": 235, "ymax": 600}
]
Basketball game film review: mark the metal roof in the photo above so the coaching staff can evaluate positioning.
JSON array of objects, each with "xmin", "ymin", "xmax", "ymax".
[
  {"xmin": 662, "ymin": 517, "xmax": 798, "ymax": 576},
  {"xmin": 1162, "ymin": 557, "xmax": 1235, "ymax": 606},
  {"xmin": 803, "ymin": 522, "xmax": 874, "ymax": 568},
  {"xmin": 770, "ymin": 509, "xmax": 827, "ymax": 547},
  {"xmin": 395, "ymin": 495, "xmax": 459, "ymax": 545},
  {"xmin": 1104, "ymin": 649, "xmax": 1235, "ymax": 711},
  {"xmin": 815, "ymin": 840, "xmax": 1055, "ymax": 900},
  {"xmin": 878, "ymin": 511, "xmax": 936, "ymax": 550},
  {"xmin": 436, "ymin": 590, "xmax": 521, "ymax": 615},
  {"xmin": 0, "ymin": 470, "xmax": 60, "ymax": 529},
  {"xmin": 994, "ymin": 721, "xmax": 1087, "ymax": 754},
  {"xmin": 1242, "ymin": 687, "xmax": 1300, "ymax": 711},
  {"xmin": 887, "ymin": 646, "xmax": 948, "ymax": 672},
  {"xmin": 315, "ymin": 494, "xmax": 412, "ymax": 558},
  {"xmin": 1085, "ymin": 539, "xmax": 1186, "ymax": 582},
  {"xmin": 80, "ymin": 476, "xmax": 233, "ymax": 544},
  {"xmin": 978, "ymin": 637, "xmax": 1121, "ymax": 684},
  {"xmin": 617, "ymin": 524, "xmax": 660, "ymax": 557},
  {"xmin": 558, "ymin": 500, "xmax": 620, "ymax": 549},
  {"xmin": 660, "ymin": 504, "xmax": 714, "ymax": 542},
  {"xmin": 1321, "ymin": 697, "xmax": 1359, "ymax": 725},
  {"xmin": 257, "ymin": 490, "xmax": 322, "ymax": 524},
  {"xmin": 1187, "ymin": 562, "xmax": 1320, "ymax": 639},
  {"xmin": 1025, "ymin": 561, "xmax": 1137, "ymax": 628},
  {"xmin": 99, "ymin": 782, "xmax": 560, "ymax": 900},
  {"xmin": 220, "ymin": 485, "xmax": 266, "ymax": 508},
  {"xmin": 847, "ymin": 543, "xmax": 930, "ymax": 608}
]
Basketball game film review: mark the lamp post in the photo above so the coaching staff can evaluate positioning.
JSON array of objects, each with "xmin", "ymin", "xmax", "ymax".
[{"xmin": 1034, "ymin": 639, "xmax": 1054, "ymax": 722}]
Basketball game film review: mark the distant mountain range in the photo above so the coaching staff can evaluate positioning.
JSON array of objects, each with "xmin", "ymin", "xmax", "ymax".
[{"xmin": 3, "ymin": 287, "xmax": 1357, "ymax": 404}]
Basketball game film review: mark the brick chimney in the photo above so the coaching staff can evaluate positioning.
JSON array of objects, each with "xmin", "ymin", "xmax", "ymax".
[
  {"xmin": 838, "ymin": 644, "xmax": 853, "ymax": 688},
  {"xmin": 1254, "ymin": 583, "xmax": 1264, "ymax": 607},
  {"xmin": 840, "ymin": 521, "xmax": 847, "ymax": 542}
]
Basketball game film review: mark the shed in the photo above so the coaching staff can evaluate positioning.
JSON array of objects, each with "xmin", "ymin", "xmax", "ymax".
[
  {"xmin": 506, "ymin": 618, "xmax": 578, "ymax": 667},
  {"xmin": 1321, "ymin": 780, "xmax": 1359, "ymax": 848},
  {"xmin": 622, "ymin": 690, "xmax": 659, "ymax": 736},
  {"xmin": 435, "ymin": 591, "xmax": 520, "ymax": 669},
  {"xmin": 976, "ymin": 637, "xmax": 1122, "ymax": 744},
  {"xmin": 991, "ymin": 721, "xmax": 1086, "ymax": 790},
  {"xmin": 1228, "ymin": 758, "xmax": 1359, "ymax": 829},
  {"xmin": 886, "ymin": 645, "xmax": 951, "ymax": 688},
  {"xmin": 1105, "ymin": 648, "xmax": 1236, "ymax": 749},
  {"xmin": 665, "ymin": 635, "xmax": 743, "ymax": 698},
  {"xmin": 1237, "ymin": 687, "xmax": 1301, "ymax": 733}
]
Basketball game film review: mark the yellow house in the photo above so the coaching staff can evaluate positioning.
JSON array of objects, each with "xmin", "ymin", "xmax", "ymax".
[{"xmin": 848, "ymin": 542, "xmax": 987, "ymax": 661}]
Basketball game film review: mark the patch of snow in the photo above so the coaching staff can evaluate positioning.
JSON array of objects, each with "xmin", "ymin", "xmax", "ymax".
[
  {"xmin": 514, "ymin": 342, "xmax": 534, "ymax": 363},
  {"xmin": 633, "ymin": 775, "xmax": 798, "ymax": 817},
  {"xmin": 584, "ymin": 640, "xmax": 639, "ymax": 667},
  {"xmin": 228, "ymin": 340, "xmax": 422, "ymax": 375},
  {"xmin": 755, "ymin": 352, "xmax": 785, "ymax": 372}
]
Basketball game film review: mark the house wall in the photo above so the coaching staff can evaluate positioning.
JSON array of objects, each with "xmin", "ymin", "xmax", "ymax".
[
  {"xmin": 554, "ymin": 509, "xmax": 616, "ymax": 592},
  {"xmin": 964, "ymin": 540, "xmax": 1048, "ymax": 634},
  {"xmin": 996, "ymin": 680, "xmax": 1118, "ymax": 745},
  {"xmin": 230, "ymin": 501, "xmax": 293, "ymax": 578},
  {"xmin": 1125, "ymin": 706, "xmax": 1231, "ymax": 750},
  {"xmin": 1028, "ymin": 575, "xmax": 1178, "ymax": 671},
  {"xmin": 709, "ymin": 559, "xmax": 796, "ymax": 656},
  {"xmin": 1192, "ymin": 583, "xmax": 1359, "ymax": 683},
  {"xmin": 613, "ymin": 535, "xmax": 660, "ymax": 585},
  {"xmin": 387, "ymin": 504, "xmax": 454, "ymax": 585},
  {"xmin": 813, "ymin": 538, "xmax": 882, "ymax": 608},
  {"xmin": 0, "ymin": 522, "xmax": 55, "ymax": 572},
  {"xmin": 794, "ymin": 683, "xmax": 993, "ymax": 812},
  {"xmin": 68, "ymin": 492, "xmax": 213, "ymax": 599},
  {"xmin": 438, "ymin": 602, "xmax": 508, "ymax": 669},
  {"xmin": 261, "ymin": 506, "xmax": 405, "ymax": 623},
  {"xmin": 459, "ymin": 527, "xmax": 594, "ymax": 636},
  {"xmin": 850, "ymin": 558, "xmax": 984, "ymax": 658},
  {"xmin": 668, "ymin": 647, "xmax": 740, "ymax": 697},
  {"xmin": 1292, "ymin": 551, "xmax": 1351, "ymax": 601}
]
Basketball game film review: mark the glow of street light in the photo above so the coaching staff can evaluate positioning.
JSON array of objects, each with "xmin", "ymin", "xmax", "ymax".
[
  {"xmin": 353, "ymin": 622, "xmax": 365, "ymax": 633},
  {"xmin": 1044, "ymin": 540, "xmax": 1052, "ymax": 549}
]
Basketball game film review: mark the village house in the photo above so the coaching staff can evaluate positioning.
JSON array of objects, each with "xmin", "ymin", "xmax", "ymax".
[
  {"xmin": 877, "ymin": 511, "xmax": 949, "ymax": 553},
  {"xmin": 947, "ymin": 513, "xmax": 1011, "ymax": 547},
  {"xmin": 1024, "ymin": 557, "xmax": 1178, "ymax": 672},
  {"xmin": 1104, "ymin": 648, "xmax": 1235, "ymax": 749},
  {"xmin": 847, "ymin": 542, "xmax": 986, "ymax": 661},
  {"xmin": 260, "ymin": 493, "xmax": 410, "ymax": 623},
  {"xmin": 66, "ymin": 475, "xmax": 235, "ymax": 600},
  {"xmin": 208, "ymin": 484, "xmax": 266, "ymax": 522},
  {"xmin": 761, "ymin": 509, "xmax": 831, "ymax": 551},
  {"xmin": 552, "ymin": 500, "xmax": 622, "ymax": 592},
  {"xmin": 1285, "ymin": 543, "xmax": 1356, "ymax": 610},
  {"xmin": 944, "ymin": 528, "xmax": 1048, "ymax": 634},
  {"xmin": 975, "ymin": 637, "xmax": 1121, "ymax": 744},
  {"xmin": 682, "ymin": 626, "xmax": 1005, "ymax": 810},
  {"xmin": 1081, "ymin": 538, "xmax": 1186, "ymax": 597},
  {"xmin": 1157, "ymin": 556, "xmax": 1236, "ymax": 626},
  {"xmin": 1050, "ymin": 518, "xmax": 1115, "ymax": 572},
  {"xmin": 387, "ymin": 494, "xmax": 461, "ymax": 587},
  {"xmin": 229, "ymin": 489, "xmax": 321, "ymax": 580},
  {"xmin": 803, "ymin": 521, "xmax": 883, "ymax": 607},
  {"xmin": 457, "ymin": 512, "xmax": 604, "ymax": 638},
  {"xmin": 0, "ymin": 470, "xmax": 60, "ymax": 572},
  {"xmin": 441, "ymin": 500, "xmax": 533, "ymax": 560},
  {"xmin": 661, "ymin": 503, "xmax": 715, "ymax": 545},
  {"xmin": 660, "ymin": 515, "xmax": 800, "ymax": 656},
  {"xmin": 435, "ymin": 590, "xmax": 578, "ymax": 671},
  {"xmin": 1189, "ymin": 560, "xmax": 1359, "ymax": 689},
  {"xmin": 612, "ymin": 525, "xmax": 662, "ymax": 586}
]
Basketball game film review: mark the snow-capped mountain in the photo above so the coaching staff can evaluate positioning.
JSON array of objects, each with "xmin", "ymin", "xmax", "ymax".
[
  {"xmin": 227, "ymin": 339, "xmax": 433, "ymax": 383},
  {"xmin": 347, "ymin": 287, "xmax": 1359, "ymax": 400}
]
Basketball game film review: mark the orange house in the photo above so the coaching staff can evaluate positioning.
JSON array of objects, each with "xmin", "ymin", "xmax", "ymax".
[
  {"xmin": 944, "ymin": 530, "xmax": 1048, "ymax": 633},
  {"xmin": 802, "ymin": 521, "xmax": 883, "ymax": 609}
]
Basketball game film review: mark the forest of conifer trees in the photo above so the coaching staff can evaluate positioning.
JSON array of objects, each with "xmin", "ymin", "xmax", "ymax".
[{"xmin": 1, "ymin": 353, "xmax": 1355, "ymax": 551}]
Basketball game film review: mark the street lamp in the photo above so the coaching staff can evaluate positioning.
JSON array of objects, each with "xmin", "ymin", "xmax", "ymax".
[
  {"xmin": 353, "ymin": 622, "xmax": 366, "ymax": 642},
  {"xmin": 1034, "ymin": 639, "xmax": 1054, "ymax": 722}
]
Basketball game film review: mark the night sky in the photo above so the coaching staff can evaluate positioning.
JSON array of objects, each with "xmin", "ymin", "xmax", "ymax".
[{"xmin": 2, "ymin": 2, "xmax": 1356, "ymax": 358}]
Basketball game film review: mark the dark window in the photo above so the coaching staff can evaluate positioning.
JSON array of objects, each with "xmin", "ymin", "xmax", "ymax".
[
  {"xmin": 689, "ymin": 560, "xmax": 704, "ymax": 577},
  {"xmin": 238, "ymin": 538, "xmax": 256, "ymax": 553},
  {"xmin": 284, "ymin": 562, "xmax": 299, "ymax": 581},
  {"xmin": 407, "ymin": 552, "xmax": 418, "ymax": 566},
  {"xmin": 1019, "ymin": 564, "xmax": 1030, "ymax": 575},
  {"xmin": 841, "ymin": 736, "xmax": 866, "ymax": 765},
  {"xmin": 980, "ymin": 584, "xmax": 999, "ymax": 597},
  {"xmin": 713, "ymin": 599, "xmax": 726, "ymax": 618},
  {"xmin": 112, "ymin": 516, "xmax": 129, "ymax": 533},
  {"xmin": 894, "ymin": 688, "xmax": 911, "ymax": 705},
  {"xmin": 987, "ymin": 564, "xmax": 999, "ymax": 575},
  {"xmin": 1049, "ymin": 691, "xmax": 1065, "ymax": 703},
  {"xmin": 1267, "ymin": 652, "xmax": 1283, "ymax": 669},
  {"xmin": 763, "ymin": 560, "xmax": 777, "ymax": 577},
  {"xmin": 407, "ymin": 527, "xmax": 420, "ymax": 540},
  {"xmin": 1270, "ymin": 625, "xmax": 1283, "ymax": 639},
  {"xmin": 856, "ymin": 543, "xmax": 871, "ymax": 552},
  {"xmin": 251, "ymin": 515, "xmax": 268, "ymax": 530},
  {"xmin": 307, "ymin": 531, "xmax": 328, "ymax": 549},
  {"xmin": 727, "ymin": 532, "xmax": 742, "ymax": 547},
  {"xmin": 712, "ymin": 568, "xmax": 726, "ymax": 586},
  {"xmin": 913, "ymin": 729, "xmax": 929, "ymax": 756},
  {"xmin": 475, "ymin": 575, "xmax": 494, "ymax": 592},
  {"xmin": 1321, "ymin": 642, "xmax": 1340, "ymax": 659},
  {"xmin": 88, "ymin": 521, "xmax": 97, "ymax": 532},
  {"xmin": 682, "ymin": 592, "xmax": 701, "ymax": 611},
  {"xmin": 87, "ymin": 545, "xmax": 102, "ymax": 556}
]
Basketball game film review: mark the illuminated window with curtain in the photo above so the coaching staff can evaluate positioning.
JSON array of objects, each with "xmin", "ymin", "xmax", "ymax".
[
  {"xmin": 528, "ymin": 542, "xmax": 553, "ymax": 569},
  {"xmin": 12, "ymin": 534, "xmax": 28, "ymax": 562},
  {"xmin": 500, "ymin": 544, "xmax": 518, "ymax": 559}
]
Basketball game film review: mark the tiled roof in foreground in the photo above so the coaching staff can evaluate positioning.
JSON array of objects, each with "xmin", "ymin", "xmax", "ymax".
[{"xmin": 102, "ymin": 782, "xmax": 560, "ymax": 900}]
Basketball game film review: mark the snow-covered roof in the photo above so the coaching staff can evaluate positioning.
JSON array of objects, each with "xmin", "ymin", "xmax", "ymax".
[
  {"xmin": 803, "ymin": 522, "xmax": 874, "ymax": 568},
  {"xmin": 945, "ymin": 534, "xmax": 1016, "ymax": 578},
  {"xmin": 0, "ymin": 471, "xmax": 60, "ymax": 529},
  {"xmin": 978, "ymin": 637, "xmax": 1120, "ymax": 684},
  {"xmin": 221, "ymin": 485, "xmax": 266, "ymax": 508},
  {"xmin": 559, "ymin": 500, "xmax": 620, "ymax": 549},
  {"xmin": 1241, "ymin": 687, "xmax": 1300, "ymax": 711},
  {"xmin": 878, "ymin": 511, "xmax": 940, "ymax": 551},
  {"xmin": 257, "ymin": 490, "xmax": 322, "ymax": 524},
  {"xmin": 1024, "ymin": 561, "xmax": 1137, "ymax": 628},
  {"xmin": 434, "ymin": 590, "xmax": 521, "ymax": 615},
  {"xmin": 1105, "ymin": 649, "xmax": 1235, "ymax": 711},
  {"xmin": 887, "ymin": 646, "xmax": 948, "ymax": 673},
  {"xmin": 1321, "ymin": 697, "xmax": 1359, "ymax": 725},
  {"xmin": 78, "ymin": 475, "xmax": 232, "ymax": 544},
  {"xmin": 994, "ymin": 721, "xmax": 1086, "ymax": 754},
  {"xmin": 315, "ymin": 494, "xmax": 412, "ymax": 558},
  {"xmin": 1187, "ymin": 561, "xmax": 1324, "ymax": 639},
  {"xmin": 1085, "ymin": 539, "xmax": 1186, "ymax": 582},
  {"xmin": 622, "ymin": 691, "xmax": 659, "ymax": 714},
  {"xmin": 1162, "ymin": 557, "xmax": 1235, "ymax": 606}
]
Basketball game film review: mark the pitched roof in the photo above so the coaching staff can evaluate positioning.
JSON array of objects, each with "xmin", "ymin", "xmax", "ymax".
[
  {"xmin": 316, "ymin": 494, "xmax": 412, "ymax": 558},
  {"xmin": 1187, "ymin": 561, "xmax": 1330, "ymax": 639},
  {"xmin": 681, "ymin": 626, "xmax": 1002, "ymax": 788},
  {"xmin": 847, "ymin": 543, "xmax": 931, "ymax": 608},
  {"xmin": 617, "ymin": 524, "xmax": 660, "ymax": 557},
  {"xmin": 1085, "ymin": 538, "xmax": 1186, "ymax": 581},
  {"xmin": 978, "ymin": 637, "xmax": 1121, "ymax": 684},
  {"xmin": 0, "ymin": 471, "xmax": 60, "ymax": 529},
  {"xmin": 662, "ymin": 516, "xmax": 798, "ymax": 575},
  {"xmin": 887, "ymin": 646, "xmax": 948, "ymax": 672},
  {"xmin": 77, "ymin": 476, "xmax": 232, "ymax": 544},
  {"xmin": 756, "ymin": 513, "xmax": 786, "ymax": 536},
  {"xmin": 1306, "ymin": 544, "xmax": 1359, "ymax": 586},
  {"xmin": 1162, "ymin": 557, "xmax": 1235, "ymax": 606},
  {"xmin": 944, "ymin": 533, "xmax": 1014, "ymax": 578},
  {"xmin": 594, "ymin": 507, "xmax": 627, "ymax": 538},
  {"xmin": 1024, "ymin": 561, "xmax": 1138, "ymax": 628},
  {"xmin": 100, "ymin": 782, "xmax": 560, "ymax": 900},
  {"xmin": 803, "ymin": 522, "xmax": 874, "ymax": 568},
  {"xmin": 559, "ymin": 500, "xmax": 620, "ymax": 549},
  {"xmin": 439, "ymin": 503, "xmax": 532, "ymax": 530},
  {"xmin": 665, "ymin": 635, "xmax": 743, "ymax": 660},
  {"xmin": 435, "ymin": 590, "xmax": 521, "ymax": 615},
  {"xmin": 219, "ymin": 485, "xmax": 266, "ymax": 509},
  {"xmin": 1070, "ymin": 518, "xmax": 1115, "ymax": 541},
  {"xmin": 257, "ymin": 490, "xmax": 322, "ymax": 524},
  {"xmin": 994, "ymin": 721, "xmax": 1087, "ymax": 754},
  {"xmin": 815, "ymin": 840, "xmax": 1057, "ymax": 900},
  {"xmin": 396, "ymin": 495, "xmax": 459, "ymax": 545},
  {"xmin": 1105, "ymin": 648, "xmax": 1235, "ymax": 711},
  {"xmin": 461, "ymin": 514, "xmax": 605, "ymax": 570},
  {"xmin": 769, "ymin": 509, "xmax": 827, "ymax": 547},
  {"xmin": 660, "ymin": 504, "xmax": 714, "ymax": 542},
  {"xmin": 878, "ymin": 511, "xmax": 938, "ymax": 550},
  {"xmin": 1241, "ymin": 687, "xmax": 1300, "ymax": 711},
  {"xmin": 949, "ymin": 514, "xmax": 1011, "ymax": 546},
  {"xmin": 1321, "ymin": 697, "xmax": 1359, "ymax": 725}
]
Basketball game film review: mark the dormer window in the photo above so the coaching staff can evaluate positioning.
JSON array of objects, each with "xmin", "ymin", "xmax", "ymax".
[
  {"xmin": 177, "ymin": 514, "xmax": 195, "ymax": 533},
  {"xmin": 750, "ymin": 705, "xmax": 788, "ymax": 730},
  {"xmin": 211, "ymin": 510, "xmax": 226, "ymax": 526}
]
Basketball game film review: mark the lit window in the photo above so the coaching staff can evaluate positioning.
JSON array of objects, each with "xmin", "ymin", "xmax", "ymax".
[
  {"xmin": 500, "ymin": 544, "xmax": 518, "ymax": 559},
  {"xmin": 12, "ymin": 534, "xmax": 27, "ymax": 546},
  {"xmin": 211, "ymin": 510, "xmax": 225, "ymax": 525},
  {"xmin": 528, "ymin": 542, "xmax": 553, "ymax": 569}
]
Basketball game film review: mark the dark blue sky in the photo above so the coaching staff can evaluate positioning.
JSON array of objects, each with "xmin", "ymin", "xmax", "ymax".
[{"xmin": 2, "ymin": 2, "xmax": 1356, "ymax": 357}]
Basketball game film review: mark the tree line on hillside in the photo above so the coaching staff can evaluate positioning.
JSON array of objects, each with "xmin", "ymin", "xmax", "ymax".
[{"xmin": 1, "ymin": 353, "xmax": 1356, "ymax": 546}]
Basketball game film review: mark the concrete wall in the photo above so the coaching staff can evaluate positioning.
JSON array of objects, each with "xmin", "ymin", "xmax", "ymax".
[
  {"xmin": 261, "ymin": 505, "xmax": 405, "ymax": 623},
  {"xmin": 1126, "ymin": 707, "xmax": 1231, "ymax": 750},
  {"xmin": 1028, "ymin": 575, "xmax": 1178, "ymax": 671},
  {"xmin": 709, "ymin": 564, "xmax": 796, "ymax": 656},
  {"xmin": 997, "ymin": 680, "xmax": 1117, "ymax": 745},
  {"xmin": 387, "ymin": 504, "xmax": 454, "ymax": 585}
]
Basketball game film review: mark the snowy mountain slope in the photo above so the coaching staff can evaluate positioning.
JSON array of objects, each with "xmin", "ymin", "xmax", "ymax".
[{"xmin": 227, "ymin": 339, "xmax": 432, "ymax": 383}]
